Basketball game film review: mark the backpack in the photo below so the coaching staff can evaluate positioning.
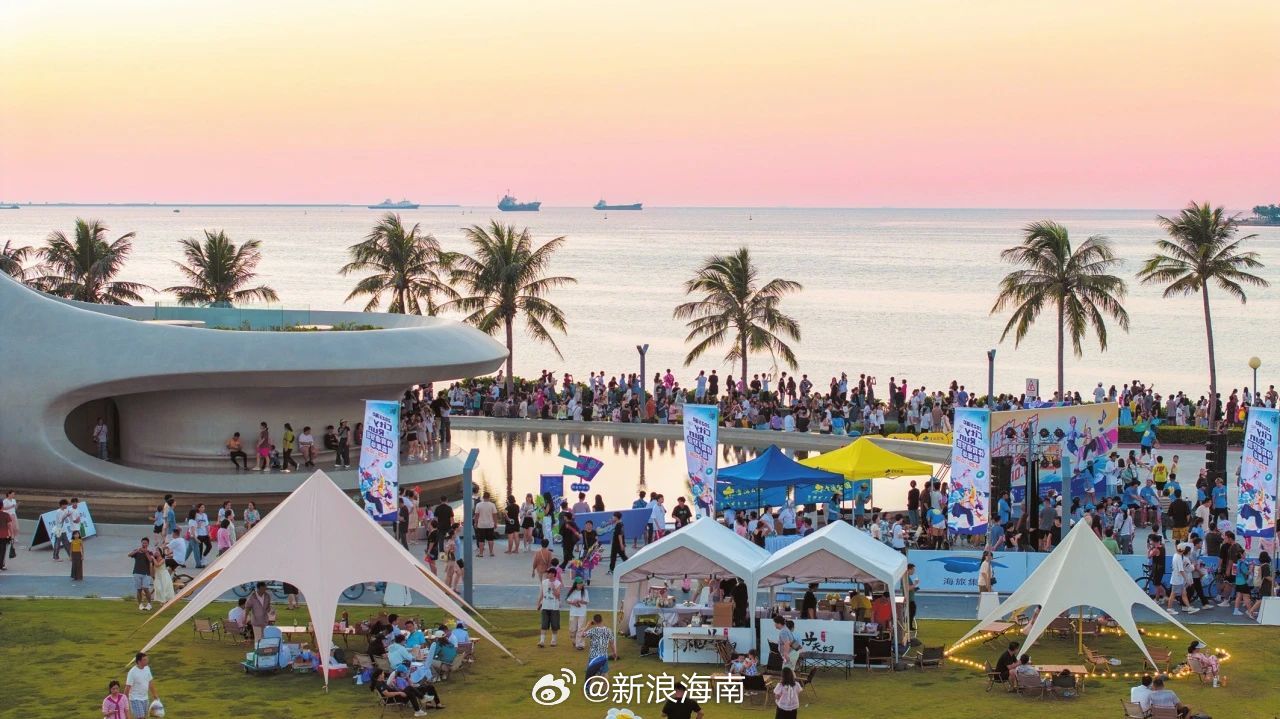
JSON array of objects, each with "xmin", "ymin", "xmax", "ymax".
[{"xmin": 1249, "ymin": 563, "xmax": 1263, "ymax": 588}]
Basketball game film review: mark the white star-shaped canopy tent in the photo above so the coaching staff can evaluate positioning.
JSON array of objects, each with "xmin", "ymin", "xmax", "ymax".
[{"xmin": 137, "ymin": 470, "xmax": 515, "ymax": 685}]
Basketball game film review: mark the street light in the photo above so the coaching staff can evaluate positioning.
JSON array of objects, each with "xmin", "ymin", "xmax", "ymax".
[
  {"xmin": 636, "ymin": 344, "xmax": 649, "ymax": 422},
  {"xmin": 987, "ymin": 349, "xmax": 997, "ymax": 409},
  {"xmin": 1249, "ymin": 356, "xmax": 1261, "ymax": 397}
]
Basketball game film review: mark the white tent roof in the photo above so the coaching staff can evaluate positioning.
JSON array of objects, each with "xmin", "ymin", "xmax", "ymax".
[
  {"xmin": 753, "ymin": 520, "xmax": 908, "ymax": 588},
  {"xmin": 138, "ymin": 471, "xmax": 515, "ymax": 684},
  {"xmin": 957, "ymin": 520, "xmax": 1201, "ymax": 666},
  {"xmin": 613, "ymin": 516, "xmax": 770, "ymax": 583}
]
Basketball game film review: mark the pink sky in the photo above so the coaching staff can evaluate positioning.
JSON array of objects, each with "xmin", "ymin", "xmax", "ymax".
[{"xmin": 2, "ymin": 0, "xmax": 1278, "ymax": 207}]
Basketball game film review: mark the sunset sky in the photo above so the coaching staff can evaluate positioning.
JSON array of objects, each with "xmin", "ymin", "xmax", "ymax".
[{"xmin": 2, "ymin": 0, "xmax": 1278, "ymax": 207}]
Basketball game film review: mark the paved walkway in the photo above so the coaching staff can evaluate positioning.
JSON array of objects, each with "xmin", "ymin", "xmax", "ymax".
[{"xmin": 1, "ymin": 521, "xmax": 1261, "ymax": 626}]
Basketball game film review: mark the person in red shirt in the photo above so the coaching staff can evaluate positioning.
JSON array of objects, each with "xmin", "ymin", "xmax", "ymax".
[{"xmin": 871, "ymin": 593, "xmax": 893, "ymax": 626}]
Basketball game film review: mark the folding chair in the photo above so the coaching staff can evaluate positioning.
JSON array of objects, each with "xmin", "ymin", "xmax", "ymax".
[
  {"xmin": 242, "ymin": 637, "xmax": 283, "ymax": 675},
  {"xmin": 1121, "ymin": 699, "xmax": 1149, "ymax": 718},
  {"xmin": 984, "ymin": 661, "xmax": 1008, "ymax": 692},
  {"xmin": 1009, "ymin": 671, "xmax": 1046, "ymax": 699},
  {"xmin": 913, "ymin": 645, "xmax": 945, "ymax": 669},
  {"xmin": 193, "ymin": 618, "xmax": 221, "ymax": 640}
]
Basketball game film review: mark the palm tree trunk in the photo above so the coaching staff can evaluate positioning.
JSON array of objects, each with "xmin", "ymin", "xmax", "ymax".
[
  {"xmin": 1056, "ymin": 299, "xmax": 1065, "ymax": 401},
  {"xmin": 504, "ymin": 316, "xmax": 515, "ymax": 399},
  {"xmin": 740, "ymin": 335, "xmax": 748, "ymax": 395},
  {"xmin": 1202, "ymin": 286, "xmax": 1218, "ymax": 430}
]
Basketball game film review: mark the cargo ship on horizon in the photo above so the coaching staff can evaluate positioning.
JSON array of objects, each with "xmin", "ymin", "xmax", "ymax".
[
  {"xmin": 368, "ymin": 198, "xmax": 420, "ymax": 209},
  {"xmin": 594, "ymin": 199, "xmax": 642, "ymax": 211},
  {"xmin": 498, "ymin": 194, "xmax": 540, "ymax": 212}
]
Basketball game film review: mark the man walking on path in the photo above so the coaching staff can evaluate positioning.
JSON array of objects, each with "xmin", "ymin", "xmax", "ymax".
[
  {"xmin": 474, "ymin": 492, "xmax": 498, "ymax": 558},
  {"xmin": 432, "ymin": 496, "xmax": 454, "ymax": 559}
]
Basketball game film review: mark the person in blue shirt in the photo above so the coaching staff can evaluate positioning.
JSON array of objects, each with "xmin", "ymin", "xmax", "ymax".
[
  {"xmin": 926, "ymin": 506, "xmax": 946, "ymax": 548},
  {"xmin": 386, "ymin": 634, "xmax": 415, "ymax": 672},
  {"xmin": 997, "ymin": 493, "xmax": 1012, "ymax": 526},
  {"xmin": 403, "ymin": 620, "xmax": 426, "ymax": 649},
  {"xmin": 1123, "ymin": 481, "xmax": 1141, "ymax": 510},
  {"xmin": 1139, "ymin": 480, "xmax": 1160, "ymax": 529},
  {"xmin": 1211, "ymin": 479, "xmax": 1229, "ymax": 522},
  {"xmin": 1140, "ymin": 425, "xmax": 1157, "ymax": 458},
  {"xmin": 1163, "ymin": 476, "xmax": 1182, "ymax": 498},
  {"xmin": 853, "ymin": 483, "xmax": 870, "ymax": 525},
  {"xmin": 826, "ymin": 492, "xmax": 842, "ymax": 525}
]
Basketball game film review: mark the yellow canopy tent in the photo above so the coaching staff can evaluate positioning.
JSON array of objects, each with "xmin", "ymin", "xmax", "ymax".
[{"xmin": 799, "ymin": 436, "xmax": 934, "ymax": 480}]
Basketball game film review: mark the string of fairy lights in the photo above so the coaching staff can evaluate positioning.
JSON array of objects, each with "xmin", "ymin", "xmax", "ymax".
[{"xmin": 943, "ymin": 623, "xmax": 1231, "ymax": 681}]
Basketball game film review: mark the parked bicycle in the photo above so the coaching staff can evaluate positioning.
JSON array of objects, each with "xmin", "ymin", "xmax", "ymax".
[{"xmin": 230, "ymin": 581, "xmax": 369, "ymax": 600}]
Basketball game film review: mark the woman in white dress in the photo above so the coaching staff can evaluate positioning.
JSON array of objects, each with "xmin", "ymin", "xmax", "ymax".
[{"xmin": 151, "ymin": 549, "xmax": 176, "ymax": 603}]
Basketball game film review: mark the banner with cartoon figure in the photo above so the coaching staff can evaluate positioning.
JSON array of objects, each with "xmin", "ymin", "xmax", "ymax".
[
  {"xmin": 1237, "ymin": 407, "xmax": 1278, "ymax": 540},
  {"xmin": 949, "ymin": 408, "xmax": 991, "ymax": 535},
  {"xmin": 992, "ymin": 404, "xmax": 1118, "ymax": 503},
  {"xmin": 358, "ymin": 399, "xmax": 400, "ymax": 522},
  {"xmin": 683, "ymin": 405, "xmax": 720, "ymax": 518}
]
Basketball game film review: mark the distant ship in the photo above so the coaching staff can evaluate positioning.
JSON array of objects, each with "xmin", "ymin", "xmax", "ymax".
[
  {"xmin": 498, "ymin": 194, "xmax": 540, "ymax": 212},
  {"xmin": 594, "ymin": 199, "xmax": 642, "ymax": 211},
  {"xmin": 368, "ymin": 198, "xmax": 420, "ymax": 210},
  {"xmin": 0, "ymin": 202, "xmax": 19, "ymax": 210}
]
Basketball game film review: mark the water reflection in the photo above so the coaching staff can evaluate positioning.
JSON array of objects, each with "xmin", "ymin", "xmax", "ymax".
[{"xmin": 453, "ymin": 429, "xmax": 916, "ymax": 512}]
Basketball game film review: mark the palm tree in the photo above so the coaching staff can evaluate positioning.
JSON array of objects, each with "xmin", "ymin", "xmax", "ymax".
[
  {"xmin": 445, "ymin": 221, "xmax": 576, "ymax": 398},
  {"xmin": 991, "ymin": 221, "xmax": 1130, "ymax": 399},
  {"xmin": 164, "ymin": 230, "xmax": 278, "ymax": 307},
  {"xmin": 340, "ymin": 213, "xmax": 455, "ymax": 314},
  {"xmin": 34, "ymin": 218, "xmax": 152, "ymax": 304},
  {"xmin": 673, "ymin": 247, "xmax": 802, "ymax": 384},
  {"xmin": 1, "ymin": 240, "xmax": 34, "ymax": 282},
  {"xmin": 1137, "ymin": 202, "xmax": 1269, "ymax": 429}
]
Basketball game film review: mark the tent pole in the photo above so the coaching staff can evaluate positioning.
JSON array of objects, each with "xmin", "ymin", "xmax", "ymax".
[
  {"xmin": 1077, "ymin": 605, "xmax": 1083, "ymax": 656},
  {"xmin": 891, "ymin": 580, "xmax": 900, "ymax": 663}
]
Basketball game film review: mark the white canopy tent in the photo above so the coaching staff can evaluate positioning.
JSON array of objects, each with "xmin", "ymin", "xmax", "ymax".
[
  {"xmin": 138, "ymin": 471, "xmax": 515, "ymax": 685},
  {"xmin": 754, "ymin": 519, "xmax": 908, "ymax": 588},
  {"xmin": 753, "ymin": 520, "xmax": 909, "ymax": 660},
  {"xmin": 612, "ymin": 517, "xmax": 770, "ymax": 641},
  {"xmin": 956, "ymin": 520, "xmax": 1201, "ymax": 666}
]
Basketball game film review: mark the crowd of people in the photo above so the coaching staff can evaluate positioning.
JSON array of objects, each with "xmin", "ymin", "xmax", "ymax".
[{"xmin": 442, "ymin": 368, "xmax": 1280, "ymax": 433}]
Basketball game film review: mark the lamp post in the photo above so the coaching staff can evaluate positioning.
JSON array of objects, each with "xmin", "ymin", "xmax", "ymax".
[
  {"xmin": 987, "ymin": 349, "xmax": 996, "ymax": 409},
  {"xmin": 1249, "ymin": 356, "xmax": 1261, "ymax": 398},
  {"xmin": 637, "ymin": 344, "xmax": 649, "ymax": 421},
  {"xmin": 461, "ymin": 447, "xmax": 479, "ymax": 606}
]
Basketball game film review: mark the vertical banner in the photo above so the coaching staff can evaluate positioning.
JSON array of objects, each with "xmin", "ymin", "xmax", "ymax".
[
  {"xmin": 539, "ymin": 474, "xmax": 564, "ymax": 508},
  {"xmin": 949, "ymin": 407, "xmax": 991, "ymax": 535},
  {"xmin": 683, "ymin": 405, "xmax": 720, "ymax": 519},
  {"xmin": 1237, "ymin": 407, "xmax": 1278, "ymax": 541},
  {"xmin": 358, "ymin": 399, "xmax": 400, "ymax": 523}
]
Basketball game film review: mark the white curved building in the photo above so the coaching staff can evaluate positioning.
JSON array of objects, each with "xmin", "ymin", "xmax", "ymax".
[{"xmin": 0, "ymin": 274, "xmax": 507, "ymax": 495}]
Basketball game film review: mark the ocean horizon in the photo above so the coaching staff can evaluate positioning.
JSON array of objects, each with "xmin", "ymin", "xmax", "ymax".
[{"xmin": 5, "ymin": 205, "xmax": 1279, "ymax": 396}]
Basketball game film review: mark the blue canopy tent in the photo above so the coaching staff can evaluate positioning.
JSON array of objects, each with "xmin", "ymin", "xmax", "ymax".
[{"xmin": 716, "ymin": 445, "xmax": 845, "ymax": 511}]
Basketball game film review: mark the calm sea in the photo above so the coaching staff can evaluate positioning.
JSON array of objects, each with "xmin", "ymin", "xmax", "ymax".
[{"xmin": 5, "ymin": 205, "xmax": 1279, "ymax": 395}]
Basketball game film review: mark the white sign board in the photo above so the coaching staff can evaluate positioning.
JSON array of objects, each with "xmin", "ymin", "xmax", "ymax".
[{"xmin": 1025, "ymin": 378, "xmax": 1039, "ymax": 398}]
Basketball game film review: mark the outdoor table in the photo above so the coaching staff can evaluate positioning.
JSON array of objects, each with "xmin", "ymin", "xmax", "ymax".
[
  {"xmin": 979, "ymin": 621, "xmax": 1015, "ymax": 646},
  {"xmin": 660, "ymin": 626, "xmax": 753, "ymax": 664},
  {"xmin": 1035, "ymin": 664, "xmax": 1088, "ymax": 692},
  {"xmin": 799, "ymin": 651, "xmax": 857, "ymax": 679},
  {"xmin": 629, "ymin": 604, "xmax": 712, "ymax": 634},
  {"xmin": 275, "ymin": 625, "xmax": 311, "ymax": 640}
]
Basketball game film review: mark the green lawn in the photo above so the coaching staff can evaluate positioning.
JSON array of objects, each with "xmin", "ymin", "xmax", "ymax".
[{"xmin": 2, "ymin": 598, "xmax": 1277, "ymax": 718}]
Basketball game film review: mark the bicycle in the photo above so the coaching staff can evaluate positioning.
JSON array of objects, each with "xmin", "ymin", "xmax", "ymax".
[{"xmin": 230, "ymin": 580, "xmax": 369, "ymax": 601}]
